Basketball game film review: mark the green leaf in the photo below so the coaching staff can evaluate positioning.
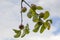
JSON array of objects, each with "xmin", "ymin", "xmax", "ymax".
[
  {"xmin": 25, "ymin": 24, "xmax": 29, "ymax": 29},
  {"xmin": 29, "ymin": 9, "xmax": 36, "ymax": 16},
  {"xmin": 31, "ymin": 4, "xmax": 36, "ymax": 10},
  {"xmin": 13, "ymin": 29, "xmax": 20, "ymax": 33},
  {"xmin": 35, "ymin": 22, "xmax": 42, "ymax": 28},
  {"xmin": 43, "ymin": 11, "xmax": 50, "ymax": 20},
  {"xmin": 25, "ymin": 29, "xmax": 29, "ymax": 34},
  {"xmin": 21, "ymin": 24, "xmax": 30, "ymax": 38},
  {"xmin": 33, "ymin": 27, "xmax": 39, "ymax": 32},
  {"xmin": 34, "ymin": 23, "xmax": 40, "ymax": 28},
  {"xmin": 36, "ymin": 6, "xmax": 43, "ymax": 10},
  {"xmin": 43, "ymin": 22, "xmax": 47, "ymax": 27},
  {"xmin": 21, "ymin": 32, "xmax": 26, "ymax": 38},
  {"xmin": 47, "ymin": 22, "xmax": 50, "ymax": 30},
  {"xmin": 33, "ymin": 23, "xmax": 40, "ymax": 32},
  {"xmin": 45, "ymin": 21, "xmax": 51, "ymax": 30},
  {"xmin": 27, "ymin": 12, "xmax": 32, "ymax": 18},
  {"xmin": 33, "ymin": 22, "xmax": 42, "ymax": 32},
  {"xmin": 43, "ymin": 21, "xmax": 51, "ymax": 30},
  {"xmin": 27, "ymin": 9, "xmax": 36, "ymax": 18},
  {"xmin": 40, "ymin": 24, "xmax": 46, "ymax": 33},
  {"xmin": 25, "ymin": 24, "xmax": 30, "ymax": 34},
  {"xmin": 14, "ymin": 30, "xmax": 21, "ymax": 38},
  {"xmin": 33, "ymin": 14, "xmax": 39, "ymax": 22},
  {"xmin": 46, "ymin": 19, "xmax": 52, "ymax": 24}
]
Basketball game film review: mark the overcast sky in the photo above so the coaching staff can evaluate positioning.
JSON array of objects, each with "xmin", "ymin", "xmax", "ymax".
[{"xmin": 0, "ymin": 0, "xmax": 60, "ymax": 40}]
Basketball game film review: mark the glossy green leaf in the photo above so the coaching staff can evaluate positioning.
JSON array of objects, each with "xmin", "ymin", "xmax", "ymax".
[
  {"xmin": 45, "ymin": 21, "xmax": 51, "ymax": 30},
  {"xmin": 43, "ymin": 11, "xmax": 50, "ymax": 20},
  {"xmin": 21, "ymin": 24, "xmax": 30, "ymax": 38},
  {"xmin": 43, "ymin": 22, "xmax": 47, "ymax": 28},
  {"xmin": 14, "ymin": 30, "xmax": 21, "ymax": 38},
  {"xmin": 33, "ymin": 27, "xmax": 39, "ymax": 32},
  {"xmin": 14, "ymin": 33, "xmax": 20, "ymax": 38},
  {"xmin": 33, "ymin": 22, "xmax": 42, "ymax": 32},
  {"xmin": 27, "ymin": 9, "xmax": 36, "ymax": 18},
  {"xmin": 46, "ymin": 19, "xmax": 52, "ymax": 24},
  {"xmin": 13, "ymin": 29, "xmax": 20, "ymax": 34},
  {"xmin": 43, "ymin": 21, "xmax": 51, "ymax": 30},
  {"xmin": 21, "ymin": 31, "xmax": 26, "ymax": 38},
  {"xmin": 27, "ymin": 11, "xmax": 32, "ymax": 18},
  {"xmin": 31, "ymin": 4, "xmax": 36, "ymax": 10},
  {"xmin": 34, "ymin": 23, "xmax": 40, "ymax": 28},
  {"xmin": 33, "ymin": 14, "xmax": 39, "ymax": 22},
  {"xmin": 29, "ymin": 9, "xmax": 36, "ymax": 16},
  {"xmin": 25, "ymin": 24, "xmax": 29, "ymax": 29},
  {"xmin": 25, "ymin": 29, "xmax": 29, "ymax": 34},
  {"xmin": 47, "ymin": 22, "xmax": 50, "ymax": 30},
  {"xmin": 33, "ymin": 23, "xmax": 40, "ymax": 32},
  {"xmin": 25, "ymin": 24, "xmax": 30, "ymax": 34},
  {"xmin": 40, "ymin": 24, "xmax": 46, "ymax": 33},
  {"xmin": 36, "ymin": 6, "xmax": 43, "ymax": 10},
  {"xmin": 21, "ymin": 34, "xmax": 26, "ymax": 38},
  {"xmin": 35, "ymin": 22, "xmax": 42, "ymax": 28}
]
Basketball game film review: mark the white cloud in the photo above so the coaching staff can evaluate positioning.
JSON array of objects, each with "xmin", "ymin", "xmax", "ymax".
[
  {"xmin": 37, "ymin": 0, "xmax": 60, "ymax": 17},
  {"xmin": 0, "ymin": 0, "xmax": 20, "ymax": 39}
]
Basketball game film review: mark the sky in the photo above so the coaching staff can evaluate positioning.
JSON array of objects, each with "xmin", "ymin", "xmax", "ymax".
[{"xmin": 0, "ymin": 0, "xmax": 60, "ymax": 40}]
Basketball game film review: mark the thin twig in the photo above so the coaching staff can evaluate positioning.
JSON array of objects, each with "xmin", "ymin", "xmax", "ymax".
[
  {"xmin": 21, "ymin": 0, "xmax": 23, "ymax": 24},
  {"xmin": 24, "ymin": 0, "xmax": 36, "ymax": 13},
  {"xmin": 24, "ymin": 0, "xmax": 31, "ymax": 8}
]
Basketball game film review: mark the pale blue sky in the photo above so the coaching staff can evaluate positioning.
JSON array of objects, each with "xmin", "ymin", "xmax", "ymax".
[{"xmin": 0, "ymin": 0, "xmax": 60, "ymax": 40}]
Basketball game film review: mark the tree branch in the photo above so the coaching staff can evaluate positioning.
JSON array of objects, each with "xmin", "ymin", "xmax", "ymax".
[
  {"xmin": 24, "ymin": 0, "xmax": 31, "ymax": 8},
  {"xmin": 21, "ymin": 0, "xmax": 23, "ymax": 24}
]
